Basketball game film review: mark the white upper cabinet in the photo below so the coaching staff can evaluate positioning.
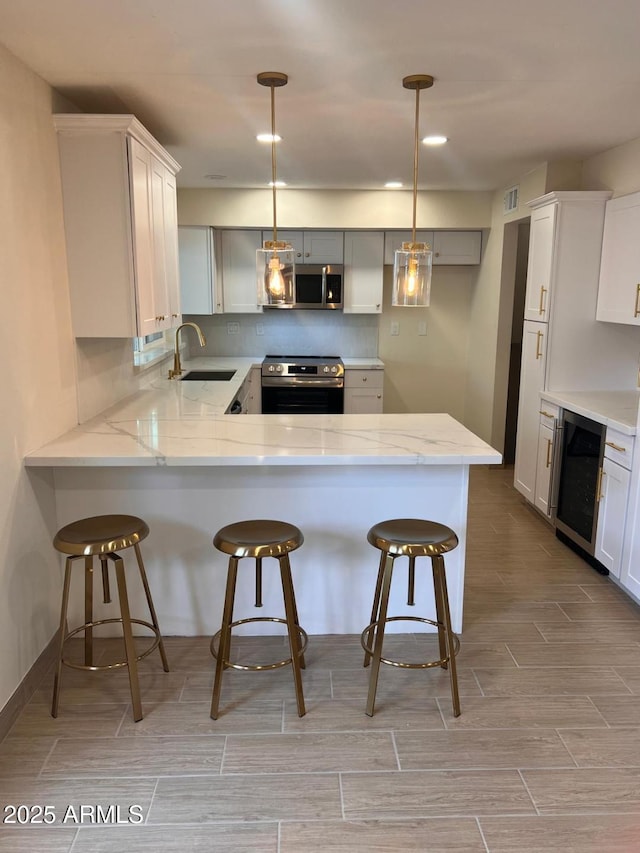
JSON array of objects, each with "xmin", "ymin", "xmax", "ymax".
[
  {"xmin": 432, "ymin": 231, "xmax": 482, "ymax": 265},
  {"xmin": 596, "ymin": 192, "xmax": 640, "ymax": 325},
  {"xmin": 265, "ymin": 230, "xmax": 344, "ymax": 263},
  {"xmin": 383, "ymin": 231, "xmax": 434, "ymax": 265},
  {"xmin": 343, "ymin": 231, "xmax": 384, "ymax": 314},
  {"xmin": 220, "ymin": 230, "xmax": 263, "ymax": 314},
  {"xmin": 55, "ymin": 114, "xmax": 181, "ymax": 338},
  {"xmin": 178, "ymin": 226, "xmax": 221, "ymax": 315},
  {"xmin": 383, "ymin": 231, "xmax": 481, "ymax": 266},
  {"xmin": 523, "ymin": 202, "xmax": 557, "ymax": 322}
]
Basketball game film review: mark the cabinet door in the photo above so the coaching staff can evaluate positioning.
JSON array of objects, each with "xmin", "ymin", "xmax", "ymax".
[
  {"xmin": 271, "ymin": 230, "xmax": 304, "ymax": 261},
  {"xmin": 303, "ymin": 231, "xmax": 343, "ymax": 263},
  {"xmin": 344, "ymin": 369, "xmax": 384, "ymax": 413},
  {"xmin": 596, "ymin": 193, "xmax": 640, "ymax": 325},
  {"xmin": 534, "ymin": 422, "xmax": 555, "ymax": 517},
  {"xmin": 384, "ymin": 231, "xmax": 434, "ymax": 265},
  {"xmin": 343, "ymin": 232, "xmax": 384, "ymax": 313},
  {"xmin": 128, "ymin": 137, "xmax": 159, "ymax": 337},
  {"xmin": 149, "ymin": 157, "xmax": 172, "ymax": 331},
  {"xmin": 595, "ymin": 457, "xmax": 630, "ymax": 578},
  {"xmin": 514, "ymin": 321, "xmax": 547, "ymax": 501},
  {"xmin": 179, "ymin": 226, "xmax": 218, "ymax": 314},
  {"xmin": 524, "ymin": 202, "xmax": 557, "ymax": 322},
  {"xmin": 220, "ymin": 230, "xmax": 263, "ymax": 313},
  {"xmin": 162, "ymin": 166, "xmax": 181, "ymax": 326},
  {"xmin": 432, "ymin": 231, "xmax": 481, "ymax": 265}
]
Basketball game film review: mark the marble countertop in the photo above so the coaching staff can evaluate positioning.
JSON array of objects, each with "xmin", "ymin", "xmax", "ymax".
[
  {"xmin": 541, "ymin": 389, "xmax": 640, "ymax": 436},
  {"xmin": 25, "ymin": 356, "xmax": 500, "ymax": 468}
]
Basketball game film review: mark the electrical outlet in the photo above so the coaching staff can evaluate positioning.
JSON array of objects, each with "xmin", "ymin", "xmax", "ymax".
[
  {"xmin": 390, "ymin": 321, "xmax": 399, "ymax": 336},
  {"xmin": 418, "ymin": 321, "xmax": 427, "ymax": 336},
  {"xmin": 256, "ymin": 323, "xmax": 264, "ymax": 336},
  {"xmin": 227, "ymin": 322, "xmax": 240, "ymax": 335}
]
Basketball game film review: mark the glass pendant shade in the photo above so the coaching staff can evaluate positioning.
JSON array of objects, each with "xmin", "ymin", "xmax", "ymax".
[
  {"xmin": 392, "ymin": 241, "xmax": 433, "ymax": 306},
  {"xmin": 257, "ymin": 241, "xmax": 295, "ymax": 306}
]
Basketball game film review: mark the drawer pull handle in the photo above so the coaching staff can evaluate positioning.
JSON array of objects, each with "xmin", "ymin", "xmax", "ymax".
[
  {"xmin": 635, "ymin": 283, "xmax": 640, "ymax": 318},
  {"xmin": 545, "ymin": 438, "xmax": 552, "ymax": 468},
  {"xmin": 539, "ymin": 410, "xmax": 555, "ymax": 418},
  {"xmin": 596, "ymin": 467, "xmax": 604, "ymax": 502},
  {"xmin": 535, "ymin": 330, "xmax": 543, "ymax": 359},
  {"xmin": 606, "ymin": 441, "xmax": 626, "ymax": 452},
  {"xmin": 539, "ymin": 285, "xmax": 547, "ymax": 315}
]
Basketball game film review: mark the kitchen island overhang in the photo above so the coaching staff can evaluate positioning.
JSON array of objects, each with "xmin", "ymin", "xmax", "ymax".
[{"xmin": 25, "ymin": 371, "xmax": 501, "ymax": 637}]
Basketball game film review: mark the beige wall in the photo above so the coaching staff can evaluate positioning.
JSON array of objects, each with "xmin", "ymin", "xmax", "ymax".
[
  {"xmin": 583, "ymin": 136, "xmax": 640, "ymax": 197},
  {"xmin": 0, "ymin": 44, "xmax": 78, "ymax": 710}
]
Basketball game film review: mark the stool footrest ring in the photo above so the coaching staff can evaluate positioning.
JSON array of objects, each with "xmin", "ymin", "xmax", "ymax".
[
  {"xmin": 210, "ymin": 616, "xmax": 308, "ymax": 671},
  {"xmin": 61, "ymin": 618, "xmax": 162, "ymax": 672},
  {"xmin": 360, "ymin": 615, "xmax": 460, "ymax": 669}
]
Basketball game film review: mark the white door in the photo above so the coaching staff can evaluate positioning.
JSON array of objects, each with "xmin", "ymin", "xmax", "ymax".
[
  {"xmin": 343, "ymin": 232, "xmax": 384, "ymax": 313},
  {"xmin": 534, "ymin": 422, "xmax": 555, "ymax": 517},
  {"xmin": 220, "ymin": 230, "xmax": 263, "ymax": 314},
  {"xmin": 162, "ymin": 166, "xmax": 181, "ymax": 326},
  {"xmin": 514, "ymin": 321, "xmax": 547, "ymax": 501},
  {"xmin": 303, "ymin": 231, "xmax": 344, "ymax": 263},
  {"xmin": 128, "ymin": 137, "xmax": 158, "ymax": 337},
  {"xmin": 383, "ymin": 231, "xmax": 435, "ymax": 265},
  {"xmin": 524, "ymin": 202, "xmax": 557, "ymax": 322},
  {"xmin": 432, "ymin": 231, "xmax": 481, "ymax": 265},
  {"xmin": 179, "ymin": 226, "xmax": 215, "ymax": 315},
  {"xmin": 596, "ymin": 193, "xmax": 640, "ymax": 325}
]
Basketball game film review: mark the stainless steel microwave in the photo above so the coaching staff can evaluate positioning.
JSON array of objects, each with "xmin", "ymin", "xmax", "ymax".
[{"xmin": 265, "ymin": 264, "xmax": 343, "ymax": 309}]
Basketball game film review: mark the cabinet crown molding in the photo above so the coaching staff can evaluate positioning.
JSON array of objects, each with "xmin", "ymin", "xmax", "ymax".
[
  {"xmin": 53, "ymin": 113, "xmax": 180, "ymax": 174},
  {"xmin": 527, "ymin": 191, "xmax": 612, "ymax": 210}
]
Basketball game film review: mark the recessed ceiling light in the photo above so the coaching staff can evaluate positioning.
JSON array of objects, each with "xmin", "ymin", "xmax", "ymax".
[
  {"xmin": 204, "ymin": 174, "xmax": 226, "ymax": 180},
  {"xmin": 257, "ymin": 133, "xmax": 282, "ymax": 143},
  {"xmin": 385, "ymin": 181, "xmax": 403, "ymax": 189},
  {"xmin": 269, "ymin": 180, "xmax": 287, "ymax": 187},
  {"xmin": 422, "ymin": 135, "xmax": 448, "ymax": 146}
]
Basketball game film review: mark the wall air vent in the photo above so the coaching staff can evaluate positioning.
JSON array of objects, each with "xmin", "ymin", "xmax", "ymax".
[{"xmin": 504, "ymin": 185, "xmax": 519, "ymax": 214}]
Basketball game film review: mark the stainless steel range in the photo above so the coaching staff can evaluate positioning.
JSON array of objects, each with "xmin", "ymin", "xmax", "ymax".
[{"xmin": 261, "ymin": 355, "xmax": 344, "ymax": 414}]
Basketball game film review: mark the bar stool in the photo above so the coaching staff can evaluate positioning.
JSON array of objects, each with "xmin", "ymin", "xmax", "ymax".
[
  {"xmin": 51, "ymin": 514, "xmax": 169, "ymax": 722},
  {"xmin": 210, "ymin": 519, "xmax": 307, "ymax": 719},
  {"xmin": 361, "ymin": 518, "xmax": 461, "ymax": 717}
]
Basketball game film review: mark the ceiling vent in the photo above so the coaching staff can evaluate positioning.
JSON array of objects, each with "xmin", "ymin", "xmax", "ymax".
[{"xmin": 504, "ymin": 185, "xmax": 519, "ymax": 214}]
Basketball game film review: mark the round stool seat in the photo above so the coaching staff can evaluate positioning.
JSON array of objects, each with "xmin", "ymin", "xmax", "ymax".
[
  {"xmin": 54, "ymin": 515, "xmax": 149, "ymax": 556},
  {"xmin": 213, "ymin": 520, "xmax": 303, "ymax": 559},
  {"xmin": 367, "ymin": 519, "xmax": 458, "ymax": 557}
]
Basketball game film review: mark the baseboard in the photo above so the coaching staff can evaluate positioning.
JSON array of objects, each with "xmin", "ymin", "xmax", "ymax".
[{"xmin": 0, "ymin": 632, "xmax": 58, "ymax": 743}]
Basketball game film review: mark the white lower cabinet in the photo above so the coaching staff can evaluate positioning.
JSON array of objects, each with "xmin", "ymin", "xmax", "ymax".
[
  {"xmin": 344, "ymin": 369, "xmax": 384, "ymax": 413},
  {"xmin": 595, "ymin": 457, "xmax": 631, "ymax": 578},
  {"xmin": 343, "ymin": 232, "xmax": 384, "ymax": 313},
  {"xmin": 514, "ymin": 321, "xmax": 547, "ymax": 501},
  {"xmin": 245, "ymin": 366, "xmax": 262, "ymax": 414},
  {"xmin": 534, "ymin": 403, "xmax": 559, "ymax": 518}
]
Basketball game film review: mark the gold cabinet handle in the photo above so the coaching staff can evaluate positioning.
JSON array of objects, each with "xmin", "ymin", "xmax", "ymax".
[
  {"xmin": 362, "ymin": 376, "xmax": 368, "ymax": 382},
  {"xmin": 376, "ymin": 394, "xmax": 382, "ymax": 399},
  {"xmin": 606, "ymin": 440, "xmax": 626, "ymax": 452},
  {"xmin": 545, "ymin": 437, "xmax": 552, "ymax": 468},
  {"xmin": 635, "ymin": 283, "xmax": 640, "ymax": 318},
  {"xmin": 539, "ymin": 285, "xmax": 547, "ymax": 315},
  {"xmin": 539, "ymin": 410, "xmax": 555, "ymax": 418},
  {"xmin": 535, "ymin": 329, "xmax": 543, "ymax": 359},
  {"xmin": 596, "ymin": 467, "xmax": 604, "ymax": 502}
]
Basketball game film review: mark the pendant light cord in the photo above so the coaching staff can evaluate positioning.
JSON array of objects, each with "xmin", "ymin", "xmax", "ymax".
[
  {"xmin": 270, "ymin": 83, "xmax": 278, "ymax": 247},
  {"xmin": 411, "ymin": 85, "xmax": 420, "ymax": 245}
]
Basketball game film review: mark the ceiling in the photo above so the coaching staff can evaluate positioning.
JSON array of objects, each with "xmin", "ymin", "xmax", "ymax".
[{"xmin": 2, "ymin": 0, "xmax": 640, "ymax": 191}]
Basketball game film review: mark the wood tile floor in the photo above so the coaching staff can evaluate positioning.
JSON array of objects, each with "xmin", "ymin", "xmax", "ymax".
[{"xmin": 2, "ymin": 466, "xmax": 640, "ymax": 851}]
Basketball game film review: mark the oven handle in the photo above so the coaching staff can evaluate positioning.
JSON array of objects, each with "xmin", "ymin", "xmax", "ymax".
[
  {"xmin": 321, "ymin": 266, "xmax": 327, "ymax": 306},
  {"xmin": 261, "ymin": 376, "xmax": 344, "ymax": 388}
]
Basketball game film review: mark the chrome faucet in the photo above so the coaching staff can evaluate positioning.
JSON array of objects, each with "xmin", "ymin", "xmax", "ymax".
[{"xmin": 168, "ymin": 322, "xmax": 207, "ymax": 379}]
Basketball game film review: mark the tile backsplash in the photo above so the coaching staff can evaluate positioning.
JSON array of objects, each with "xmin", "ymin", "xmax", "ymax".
[{"xmin": 185, "ymin": 311, "xmax": 379, "ymax": 358}]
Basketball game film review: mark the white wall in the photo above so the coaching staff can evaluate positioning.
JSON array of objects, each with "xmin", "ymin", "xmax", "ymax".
[{"xmin": 0, "ymin": 43, "xmax": 78, "ymax": 711}]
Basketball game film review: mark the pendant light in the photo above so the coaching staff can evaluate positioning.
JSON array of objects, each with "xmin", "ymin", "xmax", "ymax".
[
  {"xmin": 392, "ymin": 74, "xmax": 434, "ymax": 307},
  {"xmin": 256, "ymin": 71, "xmax": 295, "ymax": 307}
]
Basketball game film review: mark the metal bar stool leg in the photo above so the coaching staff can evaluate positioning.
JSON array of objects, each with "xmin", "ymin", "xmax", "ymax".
[
  {"xmin": 365, "ymin": 553, "xmax": 395, "ymax": 717},
  {"xmin": 84, "ymin": 556, "xmax": 94, "ymax": 667},
  {"xmin": 433, "ymin": 555, "xmax": 460, "ymax": 717},
  {"xmin": 432, "ymin": 558, "xmax": 448, "ymax": 671},
  {"xmin": 133, "ymin": 543, "xmax": 169, "ymax": 673},
  {"xmin": 279, "ymin": 553, "xmax": 305, "ymax": 717},
  {"xmin": 111, "ymin": 553, "xmax": 143, "ymax": 722},
  {"xmin": 255, "ymin": 557, "xmax": 263, "ymax": 607},
  {"xmin": 281, "ymin": 554, "xmax": 305, "ymax": 670},
  {"xmin": 51, "ymin": 558, "xmax": 73, "ymax": 718},
  {"xmin": 210, "ymin": 556, "xmax": 239, "ymax": 720},
  {"xmin": 363, "ymin": 550, "xmax": 386, "ymax": 668},
  {"xmin": 407, "ymin": 556, "xmax": 416, "ymax": 606},
  {"xmin": 100, "ymin": 556, "xmax": 111, "ymax": 604}
]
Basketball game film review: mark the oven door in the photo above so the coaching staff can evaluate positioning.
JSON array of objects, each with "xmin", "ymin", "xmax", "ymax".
[{"xmin": 262, "ymin": 382, "xmax": 344, "ymax": 414}]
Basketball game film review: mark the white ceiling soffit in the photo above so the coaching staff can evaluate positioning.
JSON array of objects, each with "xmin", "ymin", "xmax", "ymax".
[{"xmin": 1, "ymin": 0, "xmax": 640, "ymax": 190}]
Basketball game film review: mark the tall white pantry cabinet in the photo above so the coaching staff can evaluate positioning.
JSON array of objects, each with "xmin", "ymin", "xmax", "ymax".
[
  {"xmin": 54, "ymin": 115, "xmax": 182, "ymax": 338},
  {"xmin": 514, "ymin": 191, "xmax": 612, "ymax": 506}
]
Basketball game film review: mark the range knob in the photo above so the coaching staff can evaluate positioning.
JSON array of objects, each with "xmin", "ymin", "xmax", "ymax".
[
  {"xmin": 268, "ymin": 364, "xmax": 275, "ymax": 372},
  {"xmin": 276, "ymin": 364, "xmax": 283, "ymax": 373},
  {"xmin": 330, "ymin": 365, "xmax": 337, "ymax": 373},
  {"xmin": 323, "ymin": 366, "xmax": 330, "ymax": 373}
]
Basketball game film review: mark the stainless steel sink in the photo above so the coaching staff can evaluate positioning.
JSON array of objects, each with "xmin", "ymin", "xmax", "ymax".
[{"xmin": 181, "ymin": 370, "xmax": 236, "ymax": 381}]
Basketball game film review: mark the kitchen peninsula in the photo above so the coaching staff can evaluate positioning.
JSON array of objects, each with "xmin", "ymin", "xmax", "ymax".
[{"xmin": 25, "ymin": 358, "xmax": 501, "ymax": 637}]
